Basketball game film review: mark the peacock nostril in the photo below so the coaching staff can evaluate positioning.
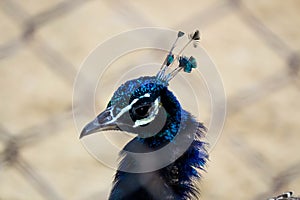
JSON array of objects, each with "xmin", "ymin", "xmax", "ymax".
[
  {"xmin": 106, "ymin": 116, "xmax": 112, "ymax": 121},
  {"xmin": 96, "ymin": 109, "xmax": 113, "ymax": 124}
]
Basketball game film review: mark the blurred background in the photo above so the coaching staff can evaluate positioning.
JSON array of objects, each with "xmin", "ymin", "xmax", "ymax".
[{"xmin": 0, "ymin": 0, "xmax": 300, "ymax": 199}]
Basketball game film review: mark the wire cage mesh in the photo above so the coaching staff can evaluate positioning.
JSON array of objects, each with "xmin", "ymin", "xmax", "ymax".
[{"xmin": 0, "ymin": 0, "xmax": 299, "ymax": 199}]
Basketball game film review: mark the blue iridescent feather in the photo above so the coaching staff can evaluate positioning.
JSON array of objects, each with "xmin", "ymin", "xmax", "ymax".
[
  {"xmin": 80, "ymin": 30, "xmax": 207, "ymax": 200},
  {"xmin": 108, "ymin": 77, "xmax": 208, "ymax": 200}
]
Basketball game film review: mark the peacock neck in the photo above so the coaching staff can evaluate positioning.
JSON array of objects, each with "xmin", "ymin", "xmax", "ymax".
[{"xmin": 137, "ymin": 88, "xmax": 183, "ymax": 149}]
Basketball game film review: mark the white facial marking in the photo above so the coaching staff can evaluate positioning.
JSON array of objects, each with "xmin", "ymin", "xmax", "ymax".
[
  {"xmin": 104, "ymin": 98, "xmax": 138, "ymax": 125},
  {"xmin": 143, "ymin": 93, "xmax": 150, "ymax": 98},
  {"xmin": 104, "ymin": 93, "xmax": 152, "ymax": 125},
  {"xmin": 133, "ymin": 97, "xmax": 160, "ymax": 128}
]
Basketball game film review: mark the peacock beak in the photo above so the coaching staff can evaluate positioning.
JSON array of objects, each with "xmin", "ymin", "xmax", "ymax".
[{"xmin": 80, "ymin": 108, "xmax": 119, "ymax": 139}]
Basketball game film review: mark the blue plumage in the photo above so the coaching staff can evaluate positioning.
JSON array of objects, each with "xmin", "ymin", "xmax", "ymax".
[
  {"xmin": 80, "ymin": 30, "xmax": 208, "ymax": 200},
  {"xmin": 108, "ymin": 78, "xmax": 208, "ymax": 199}
]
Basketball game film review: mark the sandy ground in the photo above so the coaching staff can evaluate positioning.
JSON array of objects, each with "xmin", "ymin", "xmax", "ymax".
[{"xmin": 0, "ymin": 0, "xmax": 300, "ymax": 199}]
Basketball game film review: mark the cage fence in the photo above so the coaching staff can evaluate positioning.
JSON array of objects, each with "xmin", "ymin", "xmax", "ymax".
[{"xmin": 0, "ymin": 0, "xmax": 299, "ymax": 199}]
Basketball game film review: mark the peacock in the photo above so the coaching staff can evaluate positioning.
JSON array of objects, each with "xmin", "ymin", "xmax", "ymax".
[{"xmin": 80, "ymin": 30, "xmax": 209, "ymax": 200}]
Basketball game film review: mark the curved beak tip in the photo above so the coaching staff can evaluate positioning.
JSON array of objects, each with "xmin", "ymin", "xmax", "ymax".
[
  {"xmin": 79, "ymin": 118, "xmax": 101, "ymax": 139},
  {"xmin": 79, "ymin": 127, "xmax": 91, "ymax": 139},
  {"xmin": 79, "ymin": 128, "xmax": 88, "ymax": 139},
  {"xmin": 79, "ymin": 108, "xmax": 120, "ymax": 139}
]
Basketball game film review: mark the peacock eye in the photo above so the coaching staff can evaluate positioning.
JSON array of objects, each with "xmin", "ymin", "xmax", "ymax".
[{"xmin": 133, "ymin": 104, "xmax": 152, "ymax": 118}]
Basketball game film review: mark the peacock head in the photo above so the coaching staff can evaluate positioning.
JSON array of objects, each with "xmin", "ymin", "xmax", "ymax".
[{"xmin": 80, "ymin": 30, "xmax": 200, "ymax": 139}]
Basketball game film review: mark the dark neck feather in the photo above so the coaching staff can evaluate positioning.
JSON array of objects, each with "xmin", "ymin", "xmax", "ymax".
[
  {"xmin": 109, "ymin": 88, "xmax": 208, "ymax": 200},
  {"xmin": 136, "ymin": 88, "xmax": 182, "ymax": 149}
]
